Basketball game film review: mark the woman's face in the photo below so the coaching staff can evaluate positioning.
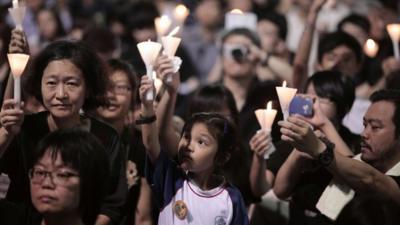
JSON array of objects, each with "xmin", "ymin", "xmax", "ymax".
[
  {"xmin": 38, "ymin": 10, "xmax": 58, "ymax": 40},
  {"xmin": 41, "ymin": 59, "xmax": 86, "ymax": 120},
  {"xmin": 97, "ymin": 70, "xmax": 132, "ymax": 122},
  {"xmin": 306, "ymin": 82, "xmax": 337, "ymax": 121},
  {"xmin": 30, "ymin": 150, "xmax": 80, "ymax": 216}
]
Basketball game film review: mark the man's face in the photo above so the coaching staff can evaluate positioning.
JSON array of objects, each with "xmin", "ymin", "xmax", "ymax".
[
  {"xmin": 361, "ymin": 101, "xmax": 400, "ymax": 169},
  {"xmin": 320, "ymin": 45, "xmax": 360, "ymax": 77},
  {"xmin": 257, "ymin": 20, "xmax": 280, "ymax": 53}
]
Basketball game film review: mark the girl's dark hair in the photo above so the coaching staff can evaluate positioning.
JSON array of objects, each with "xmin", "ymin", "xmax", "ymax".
[
  {"xmin": 30, "ymin": 128, "xmax": 110, "ymax": 225},
  {"xmin": 182, "ymin": 113, "xmax": 239, "ymax": 168},
  {"xmin": 188, "ymin": 84, "xmax": 239, "ymax": 125},
  {"xmin": 27, "ymin": 40, "xmax": 108, "ymax": 111},
  {"xmin": 106, "ymin": 59, "xmax": 138, "ymax": 106},
  {"xmin": 305, "ymin": 70, "xmax": 355, "ymax": 122}
]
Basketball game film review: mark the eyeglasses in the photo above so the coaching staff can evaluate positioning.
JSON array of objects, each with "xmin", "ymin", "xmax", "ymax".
[
  {"xmin": 29, "ymin": 168, "xmax": 79, "ymax": 186},
  {"xmin": 109, "ymin": 84, "xmax": 131, "ymax": 95}
]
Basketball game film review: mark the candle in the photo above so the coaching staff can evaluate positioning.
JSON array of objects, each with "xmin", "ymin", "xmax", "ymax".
[
  {"xmin": 155, "ymin": 15, "xmax": 172, "ymax": 39},
  {"xmin": 161, "ymin": 26, "xmax": 182, "ymax": 82},
  {"xmin": 12, "ymin": 0, "xmax": 18, "ymax": 8},
  {"xmin": 387, "ymin": 23, "xmax": 400, "ymax": 59},
  {"xmin": 276, "ymin": 81, "xmax": 297, "ymax": 120},
  {"xmin": 363, "ymin": 39, "xmax": 379, "ymax": 58},
  {"xmin": 7, "ymin": 53, "xmax": 29, "ymax": 108},
  {"xmin": 254, "ymin": 101, "xmax": 277, "ymax": 159},
  {"xmin": 173, "ymin": 4, "xmax": 189, "ymax": 25},
  {"xmin": 224, "ymin": 9, "xmax": 257, "ymax": 31},
  {"xmin": 137, "ymin": 40, "xmax": 162, "ymax": 100},
  {"xmin": 8, "ymin": 0, "xmax": 25, "ymax": 30},
  {"xmin": 255, "ymin": 101, "xmax": 277, "ymax": 132}
]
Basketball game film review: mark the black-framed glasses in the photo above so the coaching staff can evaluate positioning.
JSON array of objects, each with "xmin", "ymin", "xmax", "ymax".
[{"xmin": 29, "ymin": 168, "xmax": 79, "ymax": 186}]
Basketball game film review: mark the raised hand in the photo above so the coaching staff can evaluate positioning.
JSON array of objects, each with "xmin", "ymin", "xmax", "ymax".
[
  {"xmin": 8, "ymin": 29, "xmax": 29, "ymax": 54},
  {"xmin": 296, "ymin": 94, "xmax": 330, "ymax": 129},
  {"xmin": 0, "ymin": 99, "xmax": 24, "ymax": 136},
  {"xmin": 249, "ymin": 130, "xmax": 272, "ymax": 158},
  {"xmin": 156, "ymin": 55, "xmax": 180, "ymax": 94}
]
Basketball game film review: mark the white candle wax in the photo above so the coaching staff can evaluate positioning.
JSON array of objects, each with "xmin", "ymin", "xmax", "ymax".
[
  {"xmin": 276, "ymin": 81, "xmax": 297, "ymax": 120},
  {"xmin": 363, "ymin": 39, "xmax": 379, "ymax": 58},
  {"xmin": 387, "ymin": 24, "xmax": 400, "ymax": 59},
  {"xmin": 255, "ymin": 101, "xmax": 277, "ymax": 131}
]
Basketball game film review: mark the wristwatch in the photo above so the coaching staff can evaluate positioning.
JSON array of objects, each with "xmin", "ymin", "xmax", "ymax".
[
  {"xmin": 318, "ymin": 137, "xmax": 335, "ymax": 167},
  {"xmin": 135, "ymin": 114, "xmax": 156, "ymax": 125}
]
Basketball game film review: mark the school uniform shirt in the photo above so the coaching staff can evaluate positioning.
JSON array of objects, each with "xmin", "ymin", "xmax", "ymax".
[{"xmin": 146, "ymin": 151, "xmax": 249, "ymax": 225}]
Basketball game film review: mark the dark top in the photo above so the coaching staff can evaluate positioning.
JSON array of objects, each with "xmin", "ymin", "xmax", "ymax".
[
  {"xmin": 120, "ymin": 127, "xmax": 147, "ymax": 225},
  {"xmin": 0, "ymin": 111, "xmax": 127, "ymax": 224}
]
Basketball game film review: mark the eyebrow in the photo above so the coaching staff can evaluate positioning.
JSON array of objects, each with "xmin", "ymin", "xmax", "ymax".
[{"xmin": 363, "ymin": 117, "xmax": 383, "ymax": 124}]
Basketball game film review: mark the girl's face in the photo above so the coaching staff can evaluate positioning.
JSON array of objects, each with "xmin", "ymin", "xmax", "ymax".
[
  {"xmin": 97, "ymin": 70, "xmax": 132, "ymax": 122},
  {"xmin": 41, "ymin": 59, "xmax": 86, "ymax": 120},
  {"xmin": 30, "ymin": 150, "xmax": 80, "ymax": 216},
  {"xmin": 306, "ymin": 82, "xmax": 337, "ymax": 121},
  {"xmin": 178, "ymin": 123, "xmax": 218, "ymax": 174}
]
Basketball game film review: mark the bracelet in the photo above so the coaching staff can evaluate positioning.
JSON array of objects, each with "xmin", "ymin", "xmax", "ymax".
[{"xmin": 135, "ymin": 114, "xmax": 156, "ymax": 125}]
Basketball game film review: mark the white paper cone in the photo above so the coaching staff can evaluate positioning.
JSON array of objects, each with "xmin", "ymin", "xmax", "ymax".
[
  {"xmin": 161, "ymin": 36, "xmax": 181, "ymax": 58},
  {"xmin": 276, "ymin": 86, "xmax": 297, "ymax": 120},
  {"xmin": 137, "ymin": 41, "xmax": 162, "ymax": 66},
  {"xmin": 7, "ymin": 53, "xmax": 30, "ymax": 77}
]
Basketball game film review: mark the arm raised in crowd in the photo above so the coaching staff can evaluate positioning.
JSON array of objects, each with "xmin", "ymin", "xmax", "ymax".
[
  {"xmin": 139, "ymin": 76, "xmax": 160, "ymax": 163},
  {"xmin": 279, "ymin": 116, "xmax": 400, "ymax": 204},
  {"xmin": 292, "ymin": 0, "xmax": 327, "ymax": 89},
  {"xmin": 155, "ymin": 55, "xmax": 180, "ymax": 156}
]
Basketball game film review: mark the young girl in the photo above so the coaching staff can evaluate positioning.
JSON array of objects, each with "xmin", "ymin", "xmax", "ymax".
[{"xmin": 139, "ymin": 75, "xmax": 249, "ymax": 224}]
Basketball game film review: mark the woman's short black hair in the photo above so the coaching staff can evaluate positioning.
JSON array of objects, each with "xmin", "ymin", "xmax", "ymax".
[
  {"xmin": 187, "ymin": 84, "xmax": 239, "ymax": 125},
  {"xmin": 30, "ymin": 128, "xmax": 110, "ymax": 225},
  {"xmin": 257, "ymin": 11, "xmax": 287, "ymax": 40},
  {"xmin": 182, "ymin": 112, "xmax": 239, "ymax": 168},
  {"xmin": 26, "ymin": 40, "xmax": 108, "ymax": 111},
  {"xmin": 317, "ymin": 31, "xmax": 363, "ymax": 64},
  {"xmin": 305, "ymin": 70, "xmax": 355, "ymax": 122},
  {"xmin": 106, "ymin": 59, "xmax": 138, "ymax": 107}
]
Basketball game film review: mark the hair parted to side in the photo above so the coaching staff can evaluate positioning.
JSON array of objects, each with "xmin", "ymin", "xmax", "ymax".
[
  {"xmin": 27, "ymin": 40, "xmax": 108, "ymax": 111},
  {"xmin": 182, "ymin": 112, "xmax": 239, "ymax": 167},
  {"xmin": 30, "ymin": 128, "xmax": 110, "ymax": 225},
  {"xmin": 370, "ymin": 89, "xmax": 400, "ymax": 137}
]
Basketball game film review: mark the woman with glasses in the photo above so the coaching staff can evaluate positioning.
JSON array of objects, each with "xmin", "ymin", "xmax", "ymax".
[
  {"xmin": 1, "ymin": 128, "xmax": 110, "ymax": 225},
  {"xmin": 96, "ymin": 59, "xmax": 152, "ymax": 225},
  {"xmin": 0, "ymin": 32, "xmax": 126, "ymax": 225}
]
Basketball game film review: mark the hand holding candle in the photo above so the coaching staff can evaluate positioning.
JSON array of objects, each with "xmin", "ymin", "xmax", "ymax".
[
  {"xmin": 161, "ymin": 27, "xmax": 182, "ymax": 82},
  {"xmin": 7, "ymin": 53, "xmax": 29, "ymax": 109},
  {"xmin": 255, "ymin": 101, "xmax": 277, "ymax": 159},
  {"xmin": 363, "ymin": 39, "xmax": 379, "ymax": 58},
  {"xmin": 387, "ymin": 23, "xmax": 400, "ymax": 59},
  {"xmin": 276, "ymin": 81, "xmax": 297, "ymax": 120},
  {"xmin": 137, "ymin": 40, "xmax": 162, "ymax": 100},
  {"xmin": 8, "ymin": 0, "xmax": 26, "ymax": 31}
]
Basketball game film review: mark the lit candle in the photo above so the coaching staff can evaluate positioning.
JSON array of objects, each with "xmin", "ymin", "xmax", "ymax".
[
  {"xmin": 137, "ymin": 40, "xmax": 162, "ymax": 100},
  {"xmin": 255, "ymin": 101, "xmax": 277, "ymax": 159},
  {"xmin": 276, "ymin": 81, "xmax": 297, "ymax": 120},
  {"xmin": 224, "ymin": 9, "xmax": 257, "ymax": 31},
  {"xmin": 173, "ymin": 4, "xmax": 189, "ymax": 25},
  {"xmin": 12, "ymin": 0, "xmax": 18, "ymax": 8},
  {"xmin": 8, "ymin": 0, "xmax": 25, "ymax": 30},
  {"xmin": 155, "ymin": 15, "xmax": 172, "ymax": 39},
  {"xmin": 7, "ymin": 53, "xmax": 29, "ymax": 108},
  {"xmin": 161, "ymin": 26, "xmax": 181, "ymax": 82},
  {"xmin": 363, "ymin": 39, "xmax": 379, "ymax": 58},
  {"xmin": 387, "ymin": 23, "xmax": 400, "ymax": 59}
]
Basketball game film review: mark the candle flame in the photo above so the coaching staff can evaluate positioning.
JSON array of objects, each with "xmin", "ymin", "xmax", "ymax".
[
  {"xmin": 282, "ymin": 80, "xmax": 287, "ymax": 88},
  {"xmin": 168, "ymin": 26, "xmax": 180, "ymax": 37},
  {"xmin": 267, "ymin": 101, "xmax": 272, "ymax": 110},
  {"xmin": 387, "ymin": 24, "xmax": 400, "ymax": 41},
  {"xmin": 155, "ymin": 15, "xmax": 172, "ymax": 36},
  {"xmin": 364, "ymin": 39, "xmax": 379, "ymax": 57},
  {"xmin": 231, "ymin": 9, "xmax": 243, "ymax": 14},
  {"xmin": 174, "ymin": 4, "xmax": 189, "ymax": 18}
]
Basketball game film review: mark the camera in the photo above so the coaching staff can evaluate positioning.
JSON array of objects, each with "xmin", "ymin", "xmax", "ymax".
[
  {"xmin": 223, "ymin": 44, "xmax": 249, "ymax": 63},
  {"xmin": 289, "ymin": 96, "xmax": 314, "ymax": 117}
]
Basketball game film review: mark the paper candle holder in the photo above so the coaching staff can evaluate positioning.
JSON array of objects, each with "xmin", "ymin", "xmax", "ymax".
[{"xmin": 276, "ymin": 81, "xmax": 297, "ymax": 120}]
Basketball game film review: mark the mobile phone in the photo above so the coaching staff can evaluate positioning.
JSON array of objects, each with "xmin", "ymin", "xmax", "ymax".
[{"xmin": 289, "ymin": 96, "xmax": 314, "ymax": 117}]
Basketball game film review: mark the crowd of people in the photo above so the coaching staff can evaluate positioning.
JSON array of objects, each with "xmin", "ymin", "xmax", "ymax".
[{"xmin": 0, "ymin": 0, "xmax": 399, "ymax": 225}]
